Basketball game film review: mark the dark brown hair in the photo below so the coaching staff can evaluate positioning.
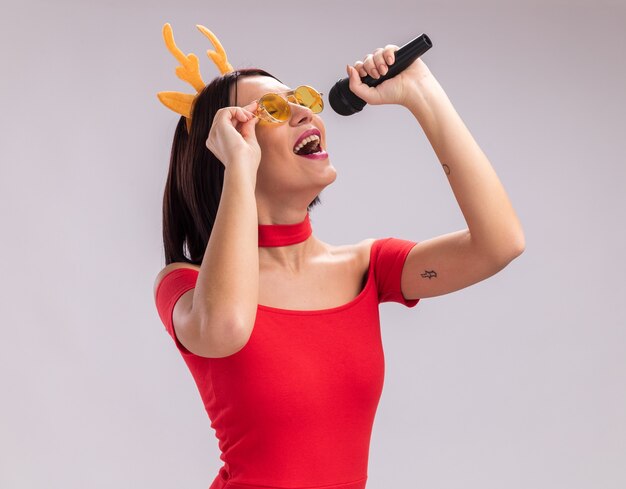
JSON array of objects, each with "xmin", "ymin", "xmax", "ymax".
[{"xmin": 161, "ymin": 68, "xmax": 322, "ymax": 265}]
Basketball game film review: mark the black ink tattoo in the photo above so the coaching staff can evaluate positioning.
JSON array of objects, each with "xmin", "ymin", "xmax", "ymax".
[
  {"xmin": 421, "ymin": 270, "xmax": 437, "ymax": 279},
  {"xmin": 442, "ymin": 164, "xmax": 450, "ymax": 175}
]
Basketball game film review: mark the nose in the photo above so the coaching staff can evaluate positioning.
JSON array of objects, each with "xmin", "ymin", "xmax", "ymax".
[{"xmin": 288, "ymin": 102, "xmax": 314, "ymax": 126}]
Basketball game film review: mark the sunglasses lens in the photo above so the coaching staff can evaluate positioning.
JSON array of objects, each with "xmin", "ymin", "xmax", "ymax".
[
  {"xmin": 295, "ymin": 86, "xmax": 323, "ymax": 113},
  {"xmin": 259, "ymin": 93, "xmax": 290, "ymax": 122},
  {"xmin": 259, "ymin": 86, "xmax": 324, "ymax": 123}
]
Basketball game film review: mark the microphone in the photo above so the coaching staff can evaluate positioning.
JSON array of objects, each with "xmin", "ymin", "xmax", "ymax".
[{"xmin": 328, "ymin": 34, "xmax": 433, "ymax": 116}]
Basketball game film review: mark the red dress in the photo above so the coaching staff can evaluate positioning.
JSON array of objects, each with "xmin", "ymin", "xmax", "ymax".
[{"xmin": 155, "ymin": 237, "xmax": 420, "ymax": 489}]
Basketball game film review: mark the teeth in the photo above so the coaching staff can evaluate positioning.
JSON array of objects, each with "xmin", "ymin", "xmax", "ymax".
[{"xmin": 293, "ymin": 134, "xmax": 320, "ymax": 153}]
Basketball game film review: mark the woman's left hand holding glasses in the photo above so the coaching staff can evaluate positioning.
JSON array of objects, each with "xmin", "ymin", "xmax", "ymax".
[{"xmin": 346, "ymin": 44, "xmax": 434, "ymax": 108}]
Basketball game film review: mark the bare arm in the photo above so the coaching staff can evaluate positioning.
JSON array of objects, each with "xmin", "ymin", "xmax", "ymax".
[
  {"xmin": 190, "ymin": 161, "xmax": 259, "ymax": 355},
  {"xmin": 404, "ymin": 75, "xmax": 525, "ymax": 262},
  {"xmin": 345, "ymin": 51, "xmax": 524, "ymax": 301},
  {"xmin": 395, "ymin": 74, "xmax": 525, "ymax": 301}
]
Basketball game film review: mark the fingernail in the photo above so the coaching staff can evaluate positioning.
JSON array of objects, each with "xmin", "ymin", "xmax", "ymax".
[{"xmin": 387, "ymin": 56, "xmax": 393, "ymax": 64}]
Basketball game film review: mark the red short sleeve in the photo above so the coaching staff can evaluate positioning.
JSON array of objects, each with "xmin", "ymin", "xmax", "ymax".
[
  {"xmin": 154, "ymin": 267, "xmax": 199, "ymax": 355},
  {"xmin": 372, "ymin": 237, "xmax": 420, "ymax": 307}
]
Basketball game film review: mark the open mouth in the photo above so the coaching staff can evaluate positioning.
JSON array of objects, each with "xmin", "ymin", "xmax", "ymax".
[{"xmin": 293, "ymin": 134, "xmax": 323, "ymax": 156}]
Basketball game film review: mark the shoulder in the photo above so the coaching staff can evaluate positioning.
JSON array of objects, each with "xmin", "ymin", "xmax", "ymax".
[
  {"xmin": 329, "ymin": 238, "xmax": 377, "ymax": 273},
  {"xmin": 357, "ymin": 237, "xmax": 376, "ymax": 257},
  {"xmin": 153, "ymin": 262, "xmax": 201, "ymax": 301},
  {"xmin": 359, "ymin": 238, "xmax": 380, "ymax": 273}
]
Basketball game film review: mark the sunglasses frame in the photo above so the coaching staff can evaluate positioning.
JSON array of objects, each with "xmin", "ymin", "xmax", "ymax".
[{"xmin": 253, "ymin": 85, "xmax": 324, "ymax": 124}]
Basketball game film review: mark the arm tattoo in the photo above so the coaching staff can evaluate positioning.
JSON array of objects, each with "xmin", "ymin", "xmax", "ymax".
[{"xmin": 421, "ymin": 270, "xmax": 437, "ymax": 279}]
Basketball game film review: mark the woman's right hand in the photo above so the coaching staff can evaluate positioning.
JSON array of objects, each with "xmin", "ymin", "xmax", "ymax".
[{"xmin": 206, "ymin": 101, "xmax": 261, "ymax": 170}]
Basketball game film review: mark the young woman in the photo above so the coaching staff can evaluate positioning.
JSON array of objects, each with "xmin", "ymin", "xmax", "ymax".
[{"xmin": 154, "ymin": 45, "xmax": 524, "ymax": 489}]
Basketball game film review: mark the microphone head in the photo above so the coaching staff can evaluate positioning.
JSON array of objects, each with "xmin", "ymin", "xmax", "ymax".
[{"xmin": 328, "ymin": 78, "xmax": 367, "ymax": 116}]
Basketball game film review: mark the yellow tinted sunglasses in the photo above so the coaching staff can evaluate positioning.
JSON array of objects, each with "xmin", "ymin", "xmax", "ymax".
[{"xmin": 253, "ymin": 85, "xmax": 324, "ymax": 124}]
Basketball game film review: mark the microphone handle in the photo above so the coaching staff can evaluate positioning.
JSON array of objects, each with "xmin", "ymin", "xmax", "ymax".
[
  {"xmin": 364, "ymin": 33, "xmax": 432, "ymax": 88},
  {"xmin": 329, "ymin": 33, "xmax": 433, "ymax": 115}
]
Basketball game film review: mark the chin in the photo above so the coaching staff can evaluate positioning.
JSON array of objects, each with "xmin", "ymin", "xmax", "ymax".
[{"xmin": 320, "ymin": 163, "xmax": 338, "ymax": 187}]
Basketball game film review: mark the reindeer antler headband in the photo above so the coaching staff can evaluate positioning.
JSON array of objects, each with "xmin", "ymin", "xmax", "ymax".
[{"xmin": 157, "ymin": 23, "xmax": 235, "ymax": 132}]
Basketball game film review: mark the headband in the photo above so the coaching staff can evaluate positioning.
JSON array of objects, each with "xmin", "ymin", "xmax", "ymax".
[{"xmin": 157, "ymin": 23, "xmax": 235, "ymax": 132}]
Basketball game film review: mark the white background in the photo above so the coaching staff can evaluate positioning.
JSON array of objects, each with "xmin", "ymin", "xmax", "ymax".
[{"xmin": 1, "ymin": 0, "xmax": 625, "ymax": 487}]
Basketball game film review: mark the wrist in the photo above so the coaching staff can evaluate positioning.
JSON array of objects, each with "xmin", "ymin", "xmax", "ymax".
[
  {"xmin": 224, "ymin": 158, "xmax": 258, "ymax": 185},
  {"xmin": 401, "ymin": 74, "xmax": 445, "ymax": 113}
]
